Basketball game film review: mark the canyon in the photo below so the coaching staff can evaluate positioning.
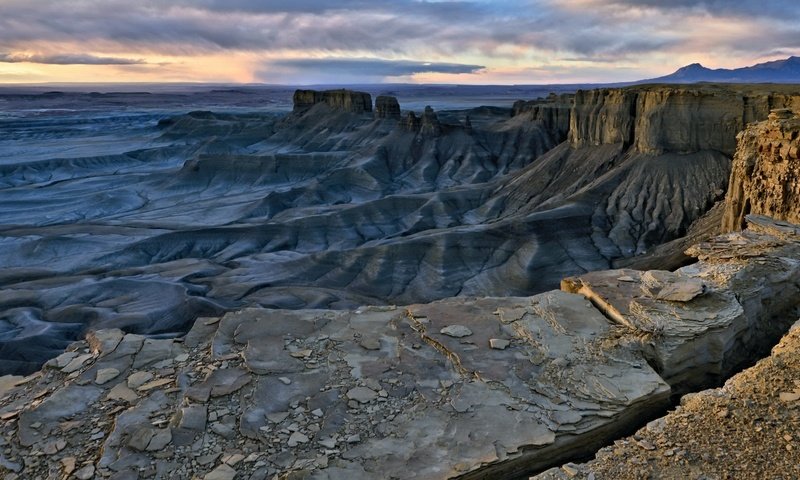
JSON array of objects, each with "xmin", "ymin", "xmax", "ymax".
[
  {"xmin": 3, "ymin": 84, "xmax": 800, "ymax": 376},
  {"xmin": 1, "ymin": 85, "xmax": 800, "ymax": 479}
]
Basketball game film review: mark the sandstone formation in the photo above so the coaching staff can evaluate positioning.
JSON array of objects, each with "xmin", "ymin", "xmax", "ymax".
[
  {"xmin": 419, "ymin": 106, "xmax": 442, "ymax": 137},
  {"xmin": 512, "ymin": 93, "xmax": 573, "ymax": 142},
  {"xmin": 400, "ymin": 111, "xmax": 421, "ymax": 130},
  {"xmin": 374, "ymin": 95, "xmax": 401, "ymax": 120},
  {"xmin": 722, "ymin": 109, "xmax": 800, "ymax": 231},
  {"xmin": 2, "ymin": 215, "xmax": 800, "ymax": 479},
  {"xmin": 292, "ymin": 89, "xmax": 373, "ymax": 114},
  {"xmin": 568, "ymin": 85, "xmax": 800, "ymax": 155}
]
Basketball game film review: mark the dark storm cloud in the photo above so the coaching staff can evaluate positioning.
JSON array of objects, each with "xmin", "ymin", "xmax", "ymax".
[
  {"xmin": 0, "ymin": 52, "xmax": 145, "ymax": 65},
  {"xmin": 271, "ymin": 58, "xmax": 485, "ymax": 77}
]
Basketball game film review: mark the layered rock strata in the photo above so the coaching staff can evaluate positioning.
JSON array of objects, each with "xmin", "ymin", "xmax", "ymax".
[
  {"xmin": 568, "ymin": 85, "xmax": 800, "ymax": 155},
  {"xmin": 722, "ymin": 109, "xmax": 800, "ymax": 231},
  {"xmin": 374, "ymin": 95, "xmax": 401, "ymax": 120},
  {"xmin": 292, "ymin": 89, "xmax": 373, "ymax": 114},
  {"xmin": 512, "ymin": 93, "xmax": 573, "ymax": 142},
  {"xmin": 564, "ymin": 214, "xmax": 800, "ymax": 393},
  {"xmin": 2, "ymin": 216, "xmax": 799, "ymax": 480},
  {"xmin": 5, "ymin": 84, "xmax": 800, "ymax": 378},
  {"xmin": 535, "ymin": 319, "xmax": 800, "ymax": 480}
]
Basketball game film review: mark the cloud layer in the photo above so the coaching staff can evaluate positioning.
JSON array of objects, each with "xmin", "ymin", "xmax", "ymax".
[
  {"xmin": 0, "ymin": 53, "xmax": 144, "ymax": 65},
  {"xmin": 0, "ymin": 0, "xmax": 798, "ymax": 83}
]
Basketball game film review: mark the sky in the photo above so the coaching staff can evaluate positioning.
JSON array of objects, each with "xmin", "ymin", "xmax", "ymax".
[{"xmin": 1, "ymin": 0, "xmax": 799, "ymax": 85}]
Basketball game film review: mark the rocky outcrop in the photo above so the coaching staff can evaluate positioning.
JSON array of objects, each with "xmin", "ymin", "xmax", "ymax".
[
  {"xmin": 569, "ymin": 85, "xmax": 800, "ymax": 155},
  {"xmin": 2, "ymin": 216, "xmax": 799, "ymax": 480},
  {"xmin": 292, "ymin": 89, "xmax": 373, "ymax": 114},
  {"xmin": 536, "ymin": 318, "xmax": 800, "ymax": 480},
  {"xmin": 420, "ymin": 105, "xmax": 442, "ymax": 137},
  {"xmin": 512, "ymin": 93, "xmax": 573, "ymax": 142},
  {"xmin": 374, "ymin": 95, "xmax": 401, "ymax": 120},
  {"xmin": 564, "ymin": 214, "xmax": 800, "ymax": 393},
  {"xmin": 399, "ymin": 106, "xmax": 443, "ymax": 136},
  {"xmin": 400, "ymin": 111, "xmax": 421, "ymax": 131},
  {"xmin": 722, "ymin": 109, "xmax": 800, "ymax": 232}
]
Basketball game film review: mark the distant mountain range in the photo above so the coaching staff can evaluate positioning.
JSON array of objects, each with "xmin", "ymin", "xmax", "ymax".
[{"xmin": 639, "ymin": 56, "xmax": 800, "ymax": 84}]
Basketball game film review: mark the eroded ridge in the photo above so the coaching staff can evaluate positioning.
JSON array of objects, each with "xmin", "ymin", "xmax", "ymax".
[{"xmin": 1, "ymin": 215, "xmax": 799, "ymax": 479}]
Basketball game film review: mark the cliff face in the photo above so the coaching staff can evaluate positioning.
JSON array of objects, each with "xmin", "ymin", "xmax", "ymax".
[
  {"xmin": 722, "ymin": 109, "xmax": 800, "ymax": 231},
  {"xmin": 512, "ymin": 93, "xmax": 573, "ymax": 142},
  {"xmin": 568, "ymin": 86, "xmax": 800, "ymax": 155},
  {"xmin": 506, "ymin": 85, "xmax": 800, "ymax": 261},
  {"xmin": 375, "ymin": 95, "xmax": 401, "ymax": 119},
  {"xmin": 292, "ymin": 89, "xmax": 373, "ymax": 113}
]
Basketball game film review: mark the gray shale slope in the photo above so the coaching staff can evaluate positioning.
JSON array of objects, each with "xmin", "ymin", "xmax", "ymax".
[{"xmin": 2, "ymin": 85, "xmax": 800, "ymax": 375}]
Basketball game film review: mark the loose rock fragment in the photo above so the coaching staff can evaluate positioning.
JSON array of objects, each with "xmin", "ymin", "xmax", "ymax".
[
  {"xmin": 288, "ymin": 432, "xmax": 309, "ymax": 447},
  {"xmin": 440, "ymin": 325, "xmax": 473, "ymax": 338},
  {"xmin": 127, "ymin": 371, "xmax": 154, "ymax": 389},
  {"xmin": 61, "ymin": 354, "xmax": 93, "ymax": 373},
  {"xmin": 106, "ymin": 383, "xmax": 138, "ymax": 403},
  {"xmin": 204, "ymin": 464, "xmax": 237, "ymax": 480},
  {"xmin": 74, "ymin": 464, "xmax": 95, "ymax": 480},
  {"xmin": 146, "ymin": 428, "xmax": 172, "ymax": 451},
  {"xmin": 779, "ymin": 392, "xmax": 800, "ymax": 402},
  {"xmin": 61, "ymin": 457, "xmax": 76, "ymax": 475},
  {"xmin": 656, "ymin": 278, "xmax": 706, "ymax": 302},
  {"xmin": 137, "ymin": 378, "xmax": 173, "ymax": 392},
  {"xmin": 346, "ymin": 387, "xmax": 377, "ymax": 404},
  {"xmin": 95, "ymin": 368, "xmax": 121, "ymax": 385}
]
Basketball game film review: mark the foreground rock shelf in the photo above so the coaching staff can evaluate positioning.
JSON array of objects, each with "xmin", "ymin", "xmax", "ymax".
[
  {"xmin": 535, "ymin": 319, "xmax": 800, "ymax": 480},
  {"xmin": 1, "ymin": 216, "xmax": 799, "ymax": 479}
]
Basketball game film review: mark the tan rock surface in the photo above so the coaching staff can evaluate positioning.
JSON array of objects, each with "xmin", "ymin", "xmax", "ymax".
[
  {"xmin": 569, "ymin": 85, "xmax": 800, "ymax": 155},
  {"xmin": 723, "ymin": 109, "xmax": 800, "ymax": 231},
  {"xmin": 292, "ymin": 89, "xmax": 373, "ymax": 114}
]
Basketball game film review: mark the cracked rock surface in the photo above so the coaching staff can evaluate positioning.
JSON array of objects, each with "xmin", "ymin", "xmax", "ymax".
[{"xmin": 0, "ymin": 292, "xmax": 669, "ymax": 480}]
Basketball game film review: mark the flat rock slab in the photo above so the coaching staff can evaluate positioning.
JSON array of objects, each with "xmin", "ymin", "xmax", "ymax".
[
  {"xmin": 563, "ymin": 222, "xmax": 800, "ymax": 392},
  {"xmin": 0, "ymin": 290, "xmax": 670, "ymax": 480}
]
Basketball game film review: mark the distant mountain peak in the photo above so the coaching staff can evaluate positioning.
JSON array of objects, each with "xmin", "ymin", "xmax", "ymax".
[{"xmin": 640, "ymin": 56, "xmax": 800, "ymax": 84}]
